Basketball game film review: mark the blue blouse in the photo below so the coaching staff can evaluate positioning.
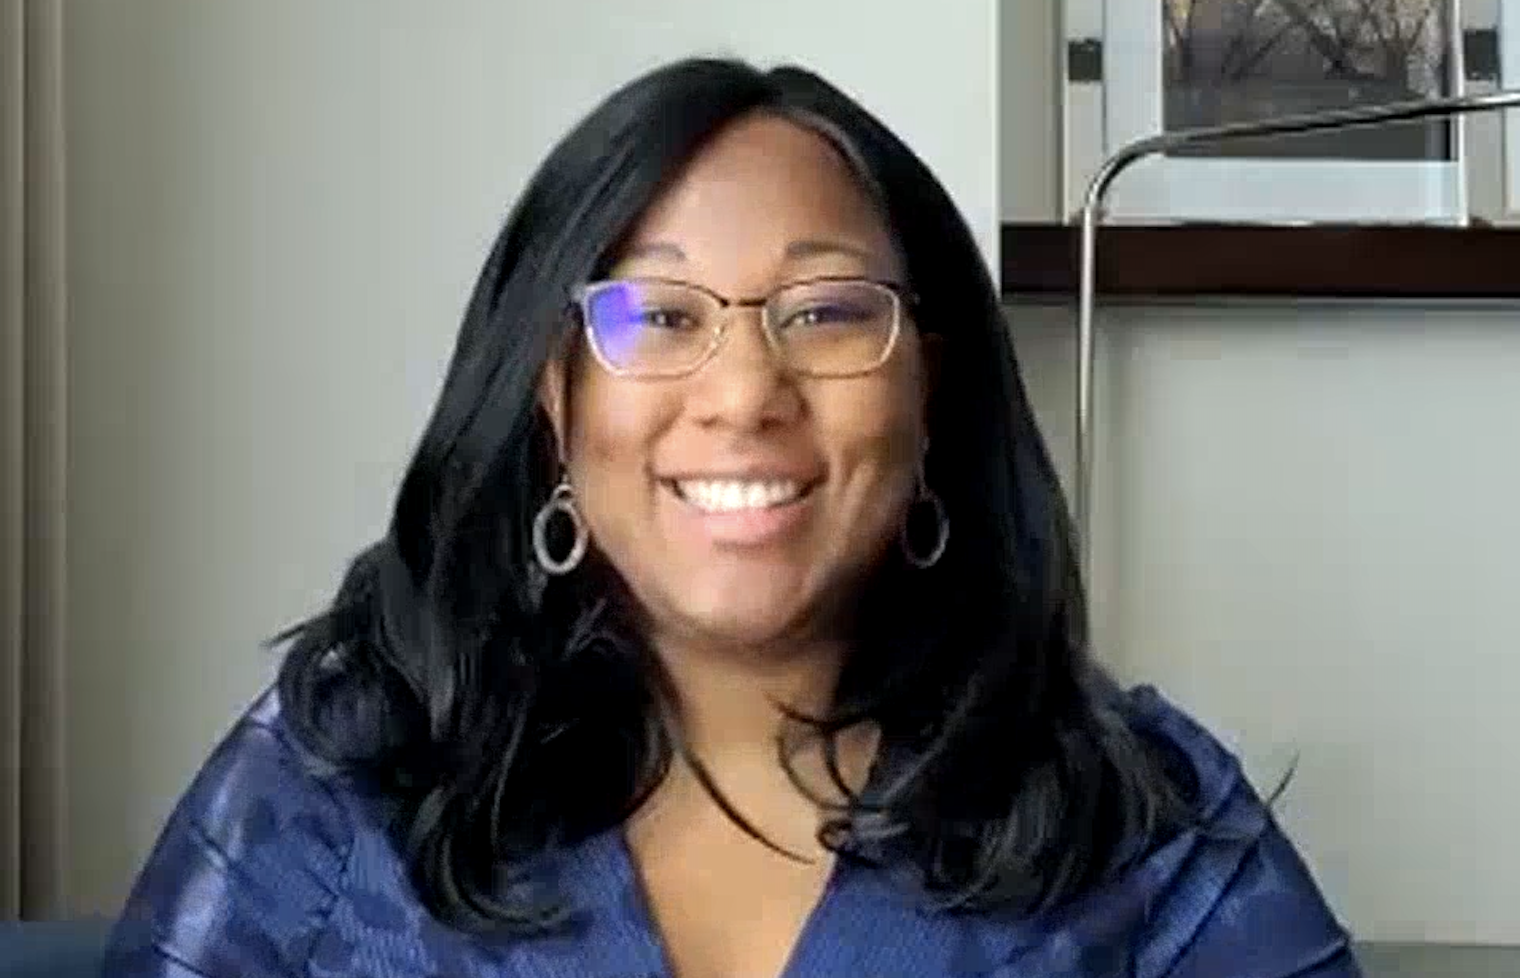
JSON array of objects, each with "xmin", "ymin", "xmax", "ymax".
[{"xmin": 102, "ymin": 684, "xmax": 1362, "ymax": 977}]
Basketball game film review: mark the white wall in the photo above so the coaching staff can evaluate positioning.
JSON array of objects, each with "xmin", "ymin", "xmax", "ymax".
[
  {"xmin": 60, "ymin": 0, "xmax": 1000, "ymax": 915},
  {"xmin": 1011, "ymin": 298, "xmax": 1520, "ymax": 946},
  {"xmin": 1000, "ymin": 0, "xmax": 1060, "ymax": 221}
]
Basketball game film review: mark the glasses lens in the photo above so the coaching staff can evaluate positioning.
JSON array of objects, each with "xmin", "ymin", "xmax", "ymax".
[
  {"xmin": 583, "ymin": 280, "xmax": 716, "ymax": 375},
  {"xmin": 767, "ymin": 280, "xmax": 898, "ymax": 375}
]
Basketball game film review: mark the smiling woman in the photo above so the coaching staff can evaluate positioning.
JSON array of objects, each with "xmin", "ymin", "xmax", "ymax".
[
  {"xmin": 538, "ymin": 115, "xmax": 929, "ymax": 664},
  {"xmin": 102, "ymin": 58, "xmax": 1361, "ymax": 978}
]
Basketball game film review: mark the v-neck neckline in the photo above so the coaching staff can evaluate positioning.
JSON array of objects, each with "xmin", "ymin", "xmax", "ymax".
[
  {"xmin": 580, "ymin": 726, "xmax": 900, "ymax": 978},
  {"xmin": 536, "ymin": 739, "xmax": 1033, "ymax": 978},
  {"xmin": 539, "ymin": 818, "xmax": 1043, "ymax": 978},
  {"xmin": 595, "ymin": 824, "xmax": 854, "ymax": 978}
]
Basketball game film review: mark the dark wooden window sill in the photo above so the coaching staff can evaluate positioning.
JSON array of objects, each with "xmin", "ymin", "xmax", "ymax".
[{"xmin": 1000, "ymin": 223, "xmax": 1520, "ymax": 300}]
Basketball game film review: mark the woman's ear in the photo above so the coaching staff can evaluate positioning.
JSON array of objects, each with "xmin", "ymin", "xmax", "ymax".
[
  {"xmin": 537, "ymin": 359, "xmax": 569, "ymax": 465},
  {"xmin": 919, "ymin": 333, "xmax": 942, "ymax": 423}
]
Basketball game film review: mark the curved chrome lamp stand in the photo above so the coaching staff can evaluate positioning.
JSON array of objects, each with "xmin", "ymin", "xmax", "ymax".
[{"xmin": 1073, "ymin": 89, "xmax": 1520, "ymax": 574}]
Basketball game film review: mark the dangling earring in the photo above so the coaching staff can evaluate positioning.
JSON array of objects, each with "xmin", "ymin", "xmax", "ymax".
[
  {"xmin": 532, "ymin": 474, "xmax": 588, "ymax": 575},
  {"xmin": 900, "ymin": 441, "xmax": 948, "ymax": 570}
]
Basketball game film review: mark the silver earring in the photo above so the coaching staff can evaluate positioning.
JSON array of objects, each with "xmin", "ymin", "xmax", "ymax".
[
  {"xmin": 532, "ymin": 476, "xmax": 588, "ymax": 575},
  {"xmin": 900, "ymin": 441, "xmax": 947, "ymax": 569}
]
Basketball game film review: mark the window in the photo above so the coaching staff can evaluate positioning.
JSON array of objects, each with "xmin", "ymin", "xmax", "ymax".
[
  {"xmin": 1062, "ymin": 0, "xmax": 1498, "ymax": 223},
  {"xmin": 1162, "ymin": 0, "xmax": 1452, "ymax": 160}
]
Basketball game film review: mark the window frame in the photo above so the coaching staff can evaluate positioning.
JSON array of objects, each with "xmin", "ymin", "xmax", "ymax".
[{"xmin": 1059, "ymin": 0, "xmax": 1520, "ymax": 226}]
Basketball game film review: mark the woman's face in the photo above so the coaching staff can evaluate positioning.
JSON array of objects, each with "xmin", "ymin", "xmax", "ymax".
[{"xmin": 543, "ymin": 114, "xmax": 934, "ymax": 653}]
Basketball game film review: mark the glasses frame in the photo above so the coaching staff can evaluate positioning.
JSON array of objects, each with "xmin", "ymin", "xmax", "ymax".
[{"xmin": 572, "ymin": 275, "xmax": 917, "ymax": 380}]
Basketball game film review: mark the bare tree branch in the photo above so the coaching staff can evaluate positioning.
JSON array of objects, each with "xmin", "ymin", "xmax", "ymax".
[
  {"xmin": 1273, "ymin": 0, "xmax": 1369, "ymax": 78},
  {"xmin": 1232, "ymin": 21, "xmax": 1298, "ymax": 79},
  {"xmin": 1165, "ymin": 0, "xmax": 1193, "ymax": 78},
  {"xmin": 1218, "ymin": 0, "xmax": 1276, "ymax": 78},
  {"xmin": 1356, "ymin": 0, "xmax": 1392, "ymax": 52}
]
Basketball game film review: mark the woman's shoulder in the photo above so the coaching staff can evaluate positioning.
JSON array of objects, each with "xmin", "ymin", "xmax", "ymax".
[
  {"xmin": 1103, "ymin": 679, "xmax": 1257, "ymax": 824},
  {"xmin": 183, "ymin": 681, "xmax": 361, "ymax": 833},
  {"xmin": 1062, "ymin": 679, "xmax": 1359, "ymax": 977},
  {"xmin": 159, "ymin": 682, "xmax": 362, "ymax": 856},
  {"xmin": 104, "ymin": 684, "xmax": 375, "ymax": 975}
]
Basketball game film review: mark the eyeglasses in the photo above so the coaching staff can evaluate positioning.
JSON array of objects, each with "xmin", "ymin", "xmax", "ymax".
[{"xmin": 573, "ymin": 276, "xmax": 912, "ymax": 380}]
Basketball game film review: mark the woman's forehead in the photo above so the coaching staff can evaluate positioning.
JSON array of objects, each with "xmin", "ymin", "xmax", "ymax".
[{"xmin": 612, "ymin": 114, "xmax": 901, "ymax": 281}]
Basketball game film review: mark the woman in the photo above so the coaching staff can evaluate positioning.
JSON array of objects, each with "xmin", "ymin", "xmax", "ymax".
[{"xmin": 104, "ymin": 58, "xmax": 1360, "ymax": 978}]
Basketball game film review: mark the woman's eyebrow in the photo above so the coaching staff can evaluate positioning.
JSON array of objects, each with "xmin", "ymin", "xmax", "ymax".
[
  {"xmin": 619, "ymin": 237, "xmax": 884, "ymax": 268},
  {"xmin": 783, "ymin": 238, "xmax": 875, "ymax": 263},
  {"xmin": 622, "ymin": 241, "xmax": 687, "ymax": 262}
]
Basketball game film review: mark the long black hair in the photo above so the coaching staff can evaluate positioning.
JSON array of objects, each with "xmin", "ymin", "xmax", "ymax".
[{"xmin": 275, "ymin": 57, "xmax": 1196, "ymax": 934}]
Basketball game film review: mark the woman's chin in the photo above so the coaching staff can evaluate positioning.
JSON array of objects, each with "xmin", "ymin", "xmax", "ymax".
[{"xmin": 664, "ymin": 583, "xmax": 824, "ymax": 653}]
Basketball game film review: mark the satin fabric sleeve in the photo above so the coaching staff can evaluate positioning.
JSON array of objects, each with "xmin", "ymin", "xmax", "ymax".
[
  {"xmin": 1157, "ymin": 814, "xmax": 1363, "ymax": 978},
  {"xmin": 1121, "ymin": 686, "xmax": 1363, "ymax": 978},
  {"xmin": 101, "ymin": 712, "xmax": 354, "ymax": 978}
]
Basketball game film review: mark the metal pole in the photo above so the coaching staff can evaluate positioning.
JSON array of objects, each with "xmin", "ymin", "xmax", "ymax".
[{"xmin": 1073, "ymin": 88, "xmax": 1520, "ymax": 574}]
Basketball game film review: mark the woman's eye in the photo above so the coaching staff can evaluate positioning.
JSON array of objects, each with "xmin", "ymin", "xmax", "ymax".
[
  {"xmin": 785, "ymin": 305, "xmax": 855, "ymax": 328},
  {"xmin": 638, "ymin": 309, "xmax": 693, "ymax": 329}
]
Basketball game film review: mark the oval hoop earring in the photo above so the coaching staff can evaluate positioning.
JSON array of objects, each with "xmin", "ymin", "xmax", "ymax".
[
  {"xmin": 532, "ymin": 476, "xmax": 588, "ymax": 576},
  {"xmin": 900, "ymin": 452, "xmax": 948, "ymax": 570}
]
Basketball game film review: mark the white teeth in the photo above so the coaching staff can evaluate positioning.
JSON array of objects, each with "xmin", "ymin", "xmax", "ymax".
[{"xmin": 674, "ymin": 479, "xmax": 804, "ymax": 512}]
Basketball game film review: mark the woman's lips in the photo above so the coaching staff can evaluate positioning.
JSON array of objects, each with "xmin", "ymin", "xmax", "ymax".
[
  {"xmin": 670, "ymin": 477, "xmax": 806, "ymax": 511},
  {"xmin": 660, "ymin": 478, "xmax": 817, "ymax": 547}
]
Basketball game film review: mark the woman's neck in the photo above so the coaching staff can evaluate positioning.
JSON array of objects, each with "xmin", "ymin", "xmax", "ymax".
[
  {"xmin": 646, "ymin": 632, "xmax": 878, "ymax": 810},
  {"xmin": 654, "ymin": 635, "xmax": 843, "ymax": 752}
]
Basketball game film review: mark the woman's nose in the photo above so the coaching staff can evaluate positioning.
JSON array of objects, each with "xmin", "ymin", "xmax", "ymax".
[{"xmin": 687, "ymin": 306, "xmax": 801, "ymax": 431}]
